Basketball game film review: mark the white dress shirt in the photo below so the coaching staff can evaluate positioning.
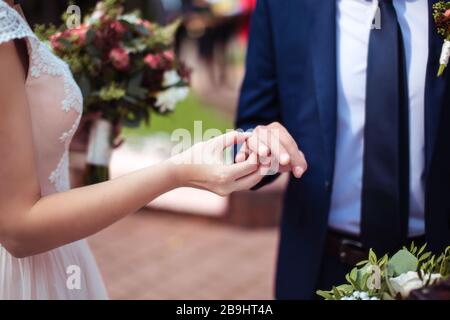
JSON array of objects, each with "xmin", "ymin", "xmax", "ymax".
[{"xmin": 329, "ymin": 0, "xmax": 429, "ymax": 236}]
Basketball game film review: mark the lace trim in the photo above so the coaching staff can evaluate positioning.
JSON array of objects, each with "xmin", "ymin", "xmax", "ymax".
[
  {"xmin": 60, "ymin": 114, "xmax": 82, "ymax": 145},
  {"xmin": 48, "ymin": 150, "xmax": 70, "ymax": 193},
  {"xmin": 63, "ymin": 80, "xmax": 83, "ymax": 113},
  {"xmin": 0, "ymin": 1, "xmax": 34, "ymax": 45},
  {"xmin": 28, "ymin": 39, "xmax": 83, "ymax": 114},
  {"xmin": 0, "ymin": 2, "xmax": 83, "ymax": 192},
  {"xmin": 28, "ymin": 40, "xmax": 83, "ymax": 193}
]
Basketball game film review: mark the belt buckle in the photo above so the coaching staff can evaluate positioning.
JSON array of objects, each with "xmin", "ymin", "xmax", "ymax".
[{"xmin": 339, "ymin": 239, "xmax": 364, "ymax": 264}]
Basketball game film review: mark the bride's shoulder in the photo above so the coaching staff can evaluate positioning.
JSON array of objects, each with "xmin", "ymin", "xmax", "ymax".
[{"xmin": 0, "ymin": 1, "xmax": 34, "ymax": 45}]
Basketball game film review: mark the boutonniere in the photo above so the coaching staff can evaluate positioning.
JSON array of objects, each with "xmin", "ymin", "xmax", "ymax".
[{"xmin": 433, "ymin": 1, "xmax": 450, "ymax": 77}]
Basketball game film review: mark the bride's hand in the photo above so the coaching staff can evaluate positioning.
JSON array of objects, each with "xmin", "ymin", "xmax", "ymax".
[{"xmin": 169, "ymin": 131, "xmax": 262, "ymax": 196}]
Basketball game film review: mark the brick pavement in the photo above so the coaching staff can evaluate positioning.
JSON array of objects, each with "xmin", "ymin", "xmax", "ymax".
[{"xmin": 88, "ymin": 210, "xmax": 278, "ymax": 300}]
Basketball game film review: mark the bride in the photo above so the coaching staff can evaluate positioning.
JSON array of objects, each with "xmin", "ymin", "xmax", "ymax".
[{"xmin": 0, "ymin": 0, "xmax": 264, "ymax": 299}]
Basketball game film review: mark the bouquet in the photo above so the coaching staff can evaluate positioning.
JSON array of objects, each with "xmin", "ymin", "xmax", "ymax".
[
  {"xmin": 433, "ymin": 0, "xmax": 450, "ymax": 76},
  {"xmin": 35, "ymin": 0, "xmax": 190, "ymax": 184},
  {"xmin": 317, "ymin": 243, "xmax": 450, "ymax": 300}
]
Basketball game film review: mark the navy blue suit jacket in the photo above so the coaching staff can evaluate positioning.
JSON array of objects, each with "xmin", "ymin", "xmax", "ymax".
[{"xmin": 236, "ymin": 0, "xmax": 450, "ymax": 299}]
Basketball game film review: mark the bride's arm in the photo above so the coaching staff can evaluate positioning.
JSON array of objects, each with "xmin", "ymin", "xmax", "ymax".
[{"xmin": 0, "ymin": 41, "xmax": 261, "ymax": 258}]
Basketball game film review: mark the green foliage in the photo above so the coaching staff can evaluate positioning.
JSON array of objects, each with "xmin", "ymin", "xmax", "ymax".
[
  {"xmin": 433, "ymin": 1, "xmax": 450, "ymax": 38},
  {"xmin": 33, "ymin": 24, "xmax": 58, "ymax": 42},
  {"xmin": 386, "ymin": 249, "xmax": 418, "ymax": 277},
  {"xmin": 98, "ymin": 82, "xmax": 126, "ymax": 101},
  {"xmin": 316, "ymin": 243, "xmax": 450, "ymax": 300}
]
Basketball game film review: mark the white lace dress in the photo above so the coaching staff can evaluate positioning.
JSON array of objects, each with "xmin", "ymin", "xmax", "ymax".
[{"xmin": 0, "ymin": 1, "xmax": 107, "ymax": 299}]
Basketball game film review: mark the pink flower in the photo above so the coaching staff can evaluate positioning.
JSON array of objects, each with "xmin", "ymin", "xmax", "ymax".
[
  {"xmin": 94, "ymin": 20, "xmax": 127, "ymax": 50},
  {"xmin": 109, "ymin": 47, "xmax": 130, "ymax": 71},
  {"xmin": 109, "ymin": 21, "xmax": 127, "ymax": 36},
  {"xmin": 50, "ymin": 24, "xmax": 88, "ymax": 51},
  {"xmin": 70, "ymin": 25, "xmax": 88, "ymax": 45},
  {"xmin": 445, "ymin": 9, "xmax": 450, "ymax": 20},
  {"xmin": 50, "ymin": 32, "xmax": 65, "ymax": 51},
  {"xmin": 144, "ymin": 51, "xmax": 175, "ymax": 70},
  {"xmin": 162, "ymin": 50, "xmax": 174, "ymax": 63},
  {"xmin": 137, "ymin": 18, "xmax": 153, "ymax": 31},
  {"xmin": 144, "ymin": 53, "xmax": 162, "ymax": 69}
]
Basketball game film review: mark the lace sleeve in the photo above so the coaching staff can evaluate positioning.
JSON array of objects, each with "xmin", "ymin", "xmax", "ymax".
[{"xmin": 0, "ymin": 1, "xmax": 34, "ymax": 45}]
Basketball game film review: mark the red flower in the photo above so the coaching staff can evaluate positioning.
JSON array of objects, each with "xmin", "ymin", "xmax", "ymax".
[
  {"xmin": 50, "ymin": 32, "xmax": 65, "ymax": 51},
  {"xmin": 95, "ymin": 20, "xmax": 126, "ymax": 50},
  {"xmin": 109, "ymin": 21, "xmax": 127, "ymax": 36},
  {"xmin": 144, "ymin": 53, "xmax": 162, "ymax": 69},
  {"xmin": 144, "ymin": 51, "xmax": 175, "ymax": 70},
  {"xmin": 162, "ymin": 50, "xmax": 174, "ymax": 63},
  {"xmin": 71, "ymin": 25, "xmax": 88, "ymax": 45},
  {"xmin": 445, "ymin": 9, "xmax": 450, "ymax": 20},
  {"xmin": 109, "ymin": 47, "xmax": 130, "ymax": 71},
  {"xmin": 50, "ymin": 24, "xmax": 88, "ymax": 52}
]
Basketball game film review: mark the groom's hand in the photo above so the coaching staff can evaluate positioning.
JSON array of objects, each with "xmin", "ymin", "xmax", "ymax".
[{"xmin": 235, "ymin": 122, "xmax": 307, "ymax": 178}]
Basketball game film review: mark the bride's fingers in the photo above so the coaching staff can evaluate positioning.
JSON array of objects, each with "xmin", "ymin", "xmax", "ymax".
[
  {"xmin": 227, "ymin": 153, "xmax": 259, "ymax": 180},
  {"xmin": 211, "ymin": 131, "xmax": 250, "ymax": 151},
  {"xmin": 232, "ymin": 170, "xmax": 264, "ymax": 192},
  {"xmin": 235, "ymin": 141, "xmax": 249, "ymax": 163}
]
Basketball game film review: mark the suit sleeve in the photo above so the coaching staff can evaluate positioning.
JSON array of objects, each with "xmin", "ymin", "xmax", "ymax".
[{"xmin": 235, "ymin": 0, "xmax": 282, "ymax": 190}]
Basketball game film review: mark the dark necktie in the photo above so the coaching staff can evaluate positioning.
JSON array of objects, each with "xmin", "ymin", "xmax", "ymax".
[{"xmin": 361, "ymin": 0, "xmax": 409, "ymax": 254}]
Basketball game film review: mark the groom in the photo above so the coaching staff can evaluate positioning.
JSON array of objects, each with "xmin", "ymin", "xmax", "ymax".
[{"xmin": 236, "ymin": 0, "xmax": 450, "ymax": 299}]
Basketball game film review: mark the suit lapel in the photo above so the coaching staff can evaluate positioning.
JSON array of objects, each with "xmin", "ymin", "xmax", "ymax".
[
  {"xmin": 425, "ymin": 0, "xmax": 449, "ymax": 173},
  {"xmin": 310, "ymin": 0, "xmax": 337, "ymax": 181}
]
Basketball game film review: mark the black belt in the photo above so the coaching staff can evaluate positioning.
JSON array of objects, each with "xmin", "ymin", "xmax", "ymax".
[{"xmin": 325, "ymin": 229, "xmax": 426, "ymax": 266}]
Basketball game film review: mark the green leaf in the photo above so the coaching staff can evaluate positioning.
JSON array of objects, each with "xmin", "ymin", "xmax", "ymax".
[
  {"xmin": 332, "ymin": 286, "xmax": 342, "ymax": 300},
  {"xmin": 378, "ymin": 254, "xmax": 389, "ymax": 267},
  {"xmin": 349, "ymin": 267, "xmax": 358, "ymax": 283},
  {"xmin": 418, "ymin": 252, "xmax": 432, "ymax": 263},
  {"xmin": 356, "ymin": 260, "xmax": 368, "ymax": 267},
  {"xmin": 85, "ymin": 29, "xmax": 96, "ymax": 44},
  {"xmin": 345, "ymin": 273, "xmax": 357, "ymax": 289},
  {"xmin": 86, "ymin": 44, "xmax": 101, "ymax": 57},
  {"xmin": 356, "ymin": 264, "xmax": 374, "ymax": 291},
  {"xmin": 410, "ymin": 241, "xmax": 416, "ymax": 254},
  {"xmin": 316, "ymin": 290, "xmax": 333, "ymax": 300},
  {"xmin": 387, "ymin": 249, "xmax": 418, "ymax": 277},
  {"xmin": 127, "ymin": 85, "xmax": 148, "ymax": 99},
  {"xmin": 127, "ymin": 72, "xmax": 147, "ymax": 99},
  {"xmin": 382, "ymin": 292, "xmax": 395, "ymax": 300},
  {"xmin": 360, "ymin": 272, "xmax": 371, "ymax": 291},
  {"xmin": 417, "ymin": 243, "xmax": 428, "ymax": 256},
  {"xmin": 128, "ymin": 71, "xmax": 144, "ymax": 88},
  {"xmin": 122, "ymin": 95, "xmax": 138, "ymax": 104},
  {"xmin": 336, "ymin": 284, "xmax": 353, "ymax": 293},
  {"xmin": 78, "ymin": 74, "xmax": 91, "ymax": 99},
  {"xmin": 57, "ymin": 37, "xmax": 73, "ymax": 49},
  {"xmin": 369, "ymin": 249, "xmax": 377, "ymax": 264}
]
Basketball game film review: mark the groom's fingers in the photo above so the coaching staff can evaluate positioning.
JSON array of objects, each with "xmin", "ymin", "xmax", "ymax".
[
  {"xmin": 247, "ymin": 130, "xmax": 270, "ymax": 157},
  {"xmin": 258, "ymin": 128, "xmax": 291, "ymax": 166},
  {"xmin": 271, "ymin": 123, "xmax": 307, "ymax": 178},
  {"xmin": 247, "ymin": 126, "xmax": 291, "ymax": 169}
]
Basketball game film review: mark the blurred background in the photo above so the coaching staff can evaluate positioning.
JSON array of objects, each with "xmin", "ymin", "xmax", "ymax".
[{"xmin": 18, "ymin": 0, "xmax": 288, "ymax": 299}]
